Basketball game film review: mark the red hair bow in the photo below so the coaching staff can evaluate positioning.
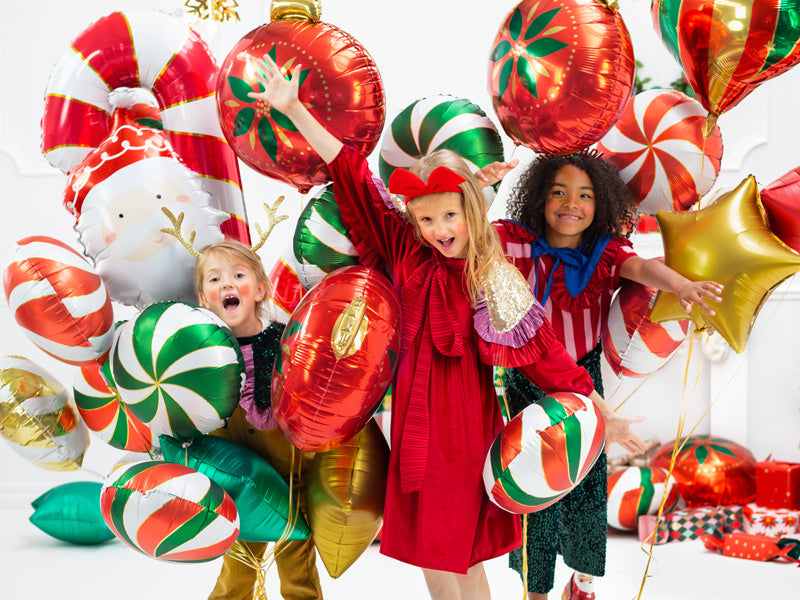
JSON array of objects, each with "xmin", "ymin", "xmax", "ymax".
[{"xmin": 388, "ymin": 166, "xmax": 466, "ymax": 203}]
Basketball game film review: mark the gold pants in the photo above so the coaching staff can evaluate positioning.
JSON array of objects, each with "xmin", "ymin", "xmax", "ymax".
[{"xmin": 208, "ymin": 407, "xmax": 323, "ymax": 600}]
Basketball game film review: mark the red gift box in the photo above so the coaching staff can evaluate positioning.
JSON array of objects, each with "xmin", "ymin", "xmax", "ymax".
[
  {"xmin": 755, "ymin": 460, "xmax": 800, "ymax": 509},
  {"xmin": 702, "ymin": 532, "xmax": 799, "ymax": 563}
]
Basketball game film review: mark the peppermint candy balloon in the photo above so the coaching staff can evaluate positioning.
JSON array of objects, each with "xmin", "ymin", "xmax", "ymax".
[
  {"xmin": 293, "ymin": 185, "xmax": 360, "ymax": 290},
  {"xmin": 483, "ymin": 391, "xmax": 606, "ymax": 513},
  {"xmin": 379, "ymin": 94, "xmax": 505, "ymax": 205},
  {"xmin": 0, "ymin": 355, "xmax": 89, "ymax": 471},
  {"xmin": 596, "ymin": 89, "xmax": 723, "ymax": 214},
  {"xmin": 73, "ymin": 361, "xmax": 154, "ymax": 453},
  {"xmin": 111, "ymin": 302, "xmax": 244, "ymax": 441},
  {"xmin": 100, "ymin": 461, "xmax": 239, "ymax": 562},
  {"xmin": 3, "ymin": 236, "xmax": 114, "ymax": 365},
  {"xmin": 603, "ymin": 277, "xmax": 691, "ymax": 378},
  {"xmin": 607, "ymin": 466, "xmax": 679, "ymax": 531}
]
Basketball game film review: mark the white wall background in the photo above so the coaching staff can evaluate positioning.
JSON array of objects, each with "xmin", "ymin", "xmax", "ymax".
[{"xmin": 2, "ymin": 0, "xmax": 800, "ymax": 505}]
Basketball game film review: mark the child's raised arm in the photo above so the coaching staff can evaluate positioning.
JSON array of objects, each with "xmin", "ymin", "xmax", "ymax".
[
  {"xmin": 248, "ymin": 55, "xmax": 343, "ymax": 163},
  {"xmin": 621, "ymin": 256, "xmax": 724, "ymax": 316}
]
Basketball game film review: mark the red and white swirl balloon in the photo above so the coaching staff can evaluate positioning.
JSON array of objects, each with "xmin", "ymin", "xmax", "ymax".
[
  {"xmin": 597, "ymin": 89, "xmax": 723, "ymax": 214},
  {"xmin": 3, "ymin": 236, "xmax": 114, "ymax": 365}
]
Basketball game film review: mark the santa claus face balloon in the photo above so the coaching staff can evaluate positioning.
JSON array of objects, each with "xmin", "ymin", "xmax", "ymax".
[{"xmin": 64, "ymin": 99, "xmax": 226, "ymax": 308}]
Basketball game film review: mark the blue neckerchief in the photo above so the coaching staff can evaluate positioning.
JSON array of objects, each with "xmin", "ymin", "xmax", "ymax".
[{"xmin": 530, "ymin": 233, "xmax": 612, "ymax": 302}]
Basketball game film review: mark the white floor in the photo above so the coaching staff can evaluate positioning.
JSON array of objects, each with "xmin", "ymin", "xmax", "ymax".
[{"xmin": 2, "ymin": 506, "xmax": 797, "ymax": 600}]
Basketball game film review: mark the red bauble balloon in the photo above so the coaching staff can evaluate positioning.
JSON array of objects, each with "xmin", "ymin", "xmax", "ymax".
[
  {"xmin": 217, "ymin": 13, "xmax": 385, "ymax": 193},
  {"xmin": 760, "ymin": 165, "xmax": 800, "ymax": 254},
  {"xmin": 488, "ymin": 0, "xmax": 635, "ymax": 154},
  {"xmin": 650, "ymin": 435, "xmax": 756, "ymax": 507},
  {"xmin": 272, "ymin": 266, "xmax": 401, "ymax": 451}
]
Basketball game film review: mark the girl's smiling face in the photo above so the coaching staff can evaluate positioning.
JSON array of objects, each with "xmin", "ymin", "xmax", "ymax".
[
  {"xmin": 199, "ymin": 254, "xmax": 266, "ymax": 337},
  {"xmin": 408, "ymin": 191, "xmax": 469, "ymax": 259},
  {"xmin": 544, "ymin": 164, "xmax": 596, "ymax": 248}
]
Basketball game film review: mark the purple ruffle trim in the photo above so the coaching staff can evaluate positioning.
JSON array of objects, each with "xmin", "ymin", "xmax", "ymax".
[
  {"xmin": 473, "ymin": 297, "xmax": 546, "ymax": 348},
  {"xmin": 370, "ymin": 174, "xmax": 406, "ymax": 216}
]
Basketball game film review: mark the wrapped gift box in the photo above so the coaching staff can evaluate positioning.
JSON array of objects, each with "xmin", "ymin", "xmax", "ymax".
[
  {"xmin": 637, "ymin": 505, "xmax": 743, "ymax": 543},
  {"xmin": 702, "ymin": 532, "xmax": 799, "ymax": 563},
  {"xmin": 742, "ymin": 503, "xmax": 800, "ymax": 537},
  {"xmin": 637, "ymin": 515, "xmax": 669, "ymax": 545},
  {"xmin": 755, "ymin": 460, "xmax": 800, "ymax": 509}
]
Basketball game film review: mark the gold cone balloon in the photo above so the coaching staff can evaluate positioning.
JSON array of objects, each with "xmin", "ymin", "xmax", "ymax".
[
  {"xmin": 0, "ymin": 356, "xmax": 88, "ymax": 470},
  {"xmin": 651, "ymin": 176, "xmax": 800, "ymax": 353},
  {"xmin": 306, "ymin": 419, "xmax": 389, "ymax": 578}
]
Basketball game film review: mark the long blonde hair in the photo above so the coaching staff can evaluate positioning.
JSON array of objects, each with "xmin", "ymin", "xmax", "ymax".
[
  {"xmin": 406, "ymin": 149, "xmax": 506, "ymax": 304},
  {"xmin": 195, "ymin": 239, "xmax": 273, "ymax": 321}
]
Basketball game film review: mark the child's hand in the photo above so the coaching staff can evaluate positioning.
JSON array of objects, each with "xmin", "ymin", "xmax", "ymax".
[
  {"xmin": 474, "ymin": 159, "xmax": 519, "ymax": 188},
  {"xmin": 603, "ymin": 411, "xmax": 648, "ymax": 455},
  {"xmin": 247, "ymin": 54, "xmax": 301, "ymax": 115},
  {"xmin": 675, "ymin": 280, "xmax": 724, "ymax": 316}
]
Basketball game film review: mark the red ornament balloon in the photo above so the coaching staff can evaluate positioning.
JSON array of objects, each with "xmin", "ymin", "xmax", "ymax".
[
  {"xmin": 597, "ymin": 88, "xmax": 723, "ymax": 214},
  {"xmin": 3, "ymin": 237, "xmax": 114, "ymax": 366},
  {"xmin": 216, "ymin": 9, "xmax": 385, "ymax": 193},
  {"xmin": 760, "ymin": 165, "xmax": 800, "ymax": 254},
  {"xmin": 272, "ymin": 266, "xmax": 401, "ymax": 451},
  {"xmin": 650, "ymin": 435, "xmax": 756, "ymax": 507},
  {"xmin": 488, "ymin": 0, "xmax": 635, "ymax": 154}
]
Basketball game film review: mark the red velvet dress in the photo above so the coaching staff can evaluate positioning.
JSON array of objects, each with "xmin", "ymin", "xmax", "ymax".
[{"xmin": 328, "ymin": 146, "xmax": 594, "ymax": 573}]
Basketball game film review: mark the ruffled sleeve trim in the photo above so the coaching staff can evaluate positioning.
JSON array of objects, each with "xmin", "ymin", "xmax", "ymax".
[
  {"xmin": 473, "ymin": 295, "xmax": 545, "ymax": 348},
  {"xmin": 545, "ymin": 236, "xmax": 634, "ymax": 311},
  {"xmin": 478, "ymin": 315, "xmax": 561, "ymax": 368}
]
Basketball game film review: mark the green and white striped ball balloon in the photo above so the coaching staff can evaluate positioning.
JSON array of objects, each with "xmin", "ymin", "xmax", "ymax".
[
  {"xmin": 110, "ymin": 302, "xmax": 244, "ymax": 442},
  {"xmin": 100, "ymin": 460, "xmax": 239, "ymax": 562},
  {"xmin": 379, "ymin": 94, "xmax": 505, "ymax": 204},
  {"xmin": 293, "ymin": 185, "xmax": 360, "ymax": 290}
]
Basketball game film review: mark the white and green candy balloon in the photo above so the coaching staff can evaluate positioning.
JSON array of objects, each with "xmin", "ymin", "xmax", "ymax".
[{"xmin": 111, "ymin": 301, "xmax": 244, "ymax": 441}]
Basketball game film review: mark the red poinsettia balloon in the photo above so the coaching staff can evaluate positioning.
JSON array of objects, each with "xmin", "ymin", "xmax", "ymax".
[
  {"xmin": 488, "ymin": 0, "xmax": 635, "ymax": 154},
  {"xmin": 216, "ymin": 4, "xmax": 385, "ymax": 193}
]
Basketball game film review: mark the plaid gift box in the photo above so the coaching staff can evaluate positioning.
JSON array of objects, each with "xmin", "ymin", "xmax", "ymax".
[
  {"xmin": 637, "ymin": 515, "xmax": 669, "ymax": 545},
  {"xmin": 666, "ymin": 505, "xmax": 744, "ymax": 542},
  {"xmin": 755, "ymin": 460, "xmax": 800, "ymax": 509},
  {"xmin": 742, "ymin": 503, "xmax": 800, "ymax": 536}
]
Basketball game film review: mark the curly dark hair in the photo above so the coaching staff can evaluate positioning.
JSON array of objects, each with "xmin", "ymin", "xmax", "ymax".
[{"xmin": 506, "ymin": 152, "xmax": 639, "ymax": 255}]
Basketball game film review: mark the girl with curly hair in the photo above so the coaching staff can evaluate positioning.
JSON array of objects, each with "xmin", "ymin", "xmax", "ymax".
[{"xmin": 480, "ymin": 152, "xmax": 724, "ymax": 600}]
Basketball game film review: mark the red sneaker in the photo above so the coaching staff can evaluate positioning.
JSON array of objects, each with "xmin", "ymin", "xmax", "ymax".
[{"xmin": 561, "ymin": 573, "xmax": 595, "ymax": 600}]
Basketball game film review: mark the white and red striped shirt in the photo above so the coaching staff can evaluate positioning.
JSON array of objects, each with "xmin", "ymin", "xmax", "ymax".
[{"xmin": 494, "ymin": 220, "xmax": 637, "ymax": 362}]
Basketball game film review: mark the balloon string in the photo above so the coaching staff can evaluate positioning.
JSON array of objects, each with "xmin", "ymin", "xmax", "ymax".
[{"xmin": 227, "ymin": 541, "xmax": 270, "ymax": 600}]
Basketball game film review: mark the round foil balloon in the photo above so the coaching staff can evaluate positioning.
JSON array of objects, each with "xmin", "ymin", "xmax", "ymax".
[
  {"xmin": 307, "ymin": 419, "xmax": 389, "ymax": 578},
  {"xmin": 606, "ymin": 466, "xmax": 680, "ymax": 531},
  {"xmin": 602, "ymin": 276, "xmax": 691, "ymax": 378},
  {"xmin": 216, "ymin": 8, "xmax": 385, "ymax": 193},
  {"xmin": 760, "ymin": 165, "xmax": 800, "ymax": 254},
  {"xmin": 483, "ymin": 391, "xmax": 606, "ymax": 513},
  {"xmin": 596, "ymin": 89, "xmax": 723, "ymax": 214},
  {"xmin": 268, "ymin": 243, "xmax": 309, "ymax": 321},
  {"xmin": 378, "ymin": 94, "xmax": 505, "ymax": 205},
  {"xmin": 3, "ymin": 236, "xmax": 114, "ymax": 365},
  {"xmin": 650, "ymin": 435, "xmax": 756, "ymax": 507},
  {"xmin": 0, "ymin": 355, "xmax": 89, "ymax": 471},
  {"xmin": 111, "ymin": 302, "xmax": 244, "ymax": 441},
  {"xmin": 488, "ymin": 0, "xmax": 635, "ymax": 154},
  {"xmin": 63, "ymin": 90, "xmax": 227, "ymax": 308},
  {"xmin": 272, "ymin": 266, "xmax": 401, "ymax": 451},
  {"xmin": 652, "ymin": 0, "xmax": 800, "ymax": 133},
  {"xmin": 293, "ymin": 185, "xmax": 360, "ymax": 290},
  {"xmin": 651, "ymin": 176, "xmax": 800, "ymax": 353},
  {"xmin": 73, "ymin": 361, "xmax": 154, "ymax": 453},
  {"xmin": 160, "ymin": 433, "xmax": 309, "ymax": 542},
  {"xmin": 41, "ymin": 9, "xmax": 249, "ymax": 242},
  {"xmin": 100, "ymin": 460, "xmax": 239, "ymax": 562}
]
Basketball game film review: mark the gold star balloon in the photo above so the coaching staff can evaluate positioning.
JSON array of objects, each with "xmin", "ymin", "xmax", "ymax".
[{"xmin": 651, "ymin": 176, "xmax": 800, "ymax": 353}]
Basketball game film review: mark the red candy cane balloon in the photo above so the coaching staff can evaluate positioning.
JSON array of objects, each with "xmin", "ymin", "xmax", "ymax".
[
  {"xmin": 40, "ymin": 9, "xmax": 249, "ymax": 243},
  {"xmin": 3, "ymin": 237, "xmax": 114, "ymax": 366},
  {"xmin": 603, "ymin": 276, "xmax": 690, "ymax": 378},
  {"xmin": 597, "ymin": 89, "xmax": 723, "ymax": 214}
]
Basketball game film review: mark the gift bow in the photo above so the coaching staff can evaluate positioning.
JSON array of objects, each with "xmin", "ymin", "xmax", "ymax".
[{"xmin": 388, "ymin": 166, "xmax": 466, "ymax": 203}]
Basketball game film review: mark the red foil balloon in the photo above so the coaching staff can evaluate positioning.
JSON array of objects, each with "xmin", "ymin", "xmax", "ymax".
[
  {"xmin": 760, "ymin": 165, "xmax": 800, "ymax": 254},
  {"xmin": 216, "ymin": 12, "xmax": 385, "ymax": 193},
  {"xmin": 488, "ymin": 0, "xmax": 635, "ymax": 154},
  {"xmin": 650, "ymin": 435, "xmax": 756, "ymax": 507},
  {"xmin": 272, "ymin": 266, "xmax": 400, "ymax": 451}
]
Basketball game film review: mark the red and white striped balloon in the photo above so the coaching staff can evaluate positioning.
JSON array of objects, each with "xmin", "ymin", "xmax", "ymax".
[
  {"xmin": 597, "ymin": 89, "xmax": 723, "ymax": 214},
  {"xmin": 603, "ymin": 277, "xmax": 690, "ymax": 378},
  {"xmin": 607, "ymin": 466, "xmax": 679, "ymax": 531},
  {"xmin": 3, "ymin": 236, "xmax": 114, "ymax": 365}
]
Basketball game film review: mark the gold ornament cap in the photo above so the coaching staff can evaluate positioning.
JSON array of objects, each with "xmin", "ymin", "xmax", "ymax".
[{"xmin": 271, "ymin": 0, "xmax": 321, "ymax": 22}]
